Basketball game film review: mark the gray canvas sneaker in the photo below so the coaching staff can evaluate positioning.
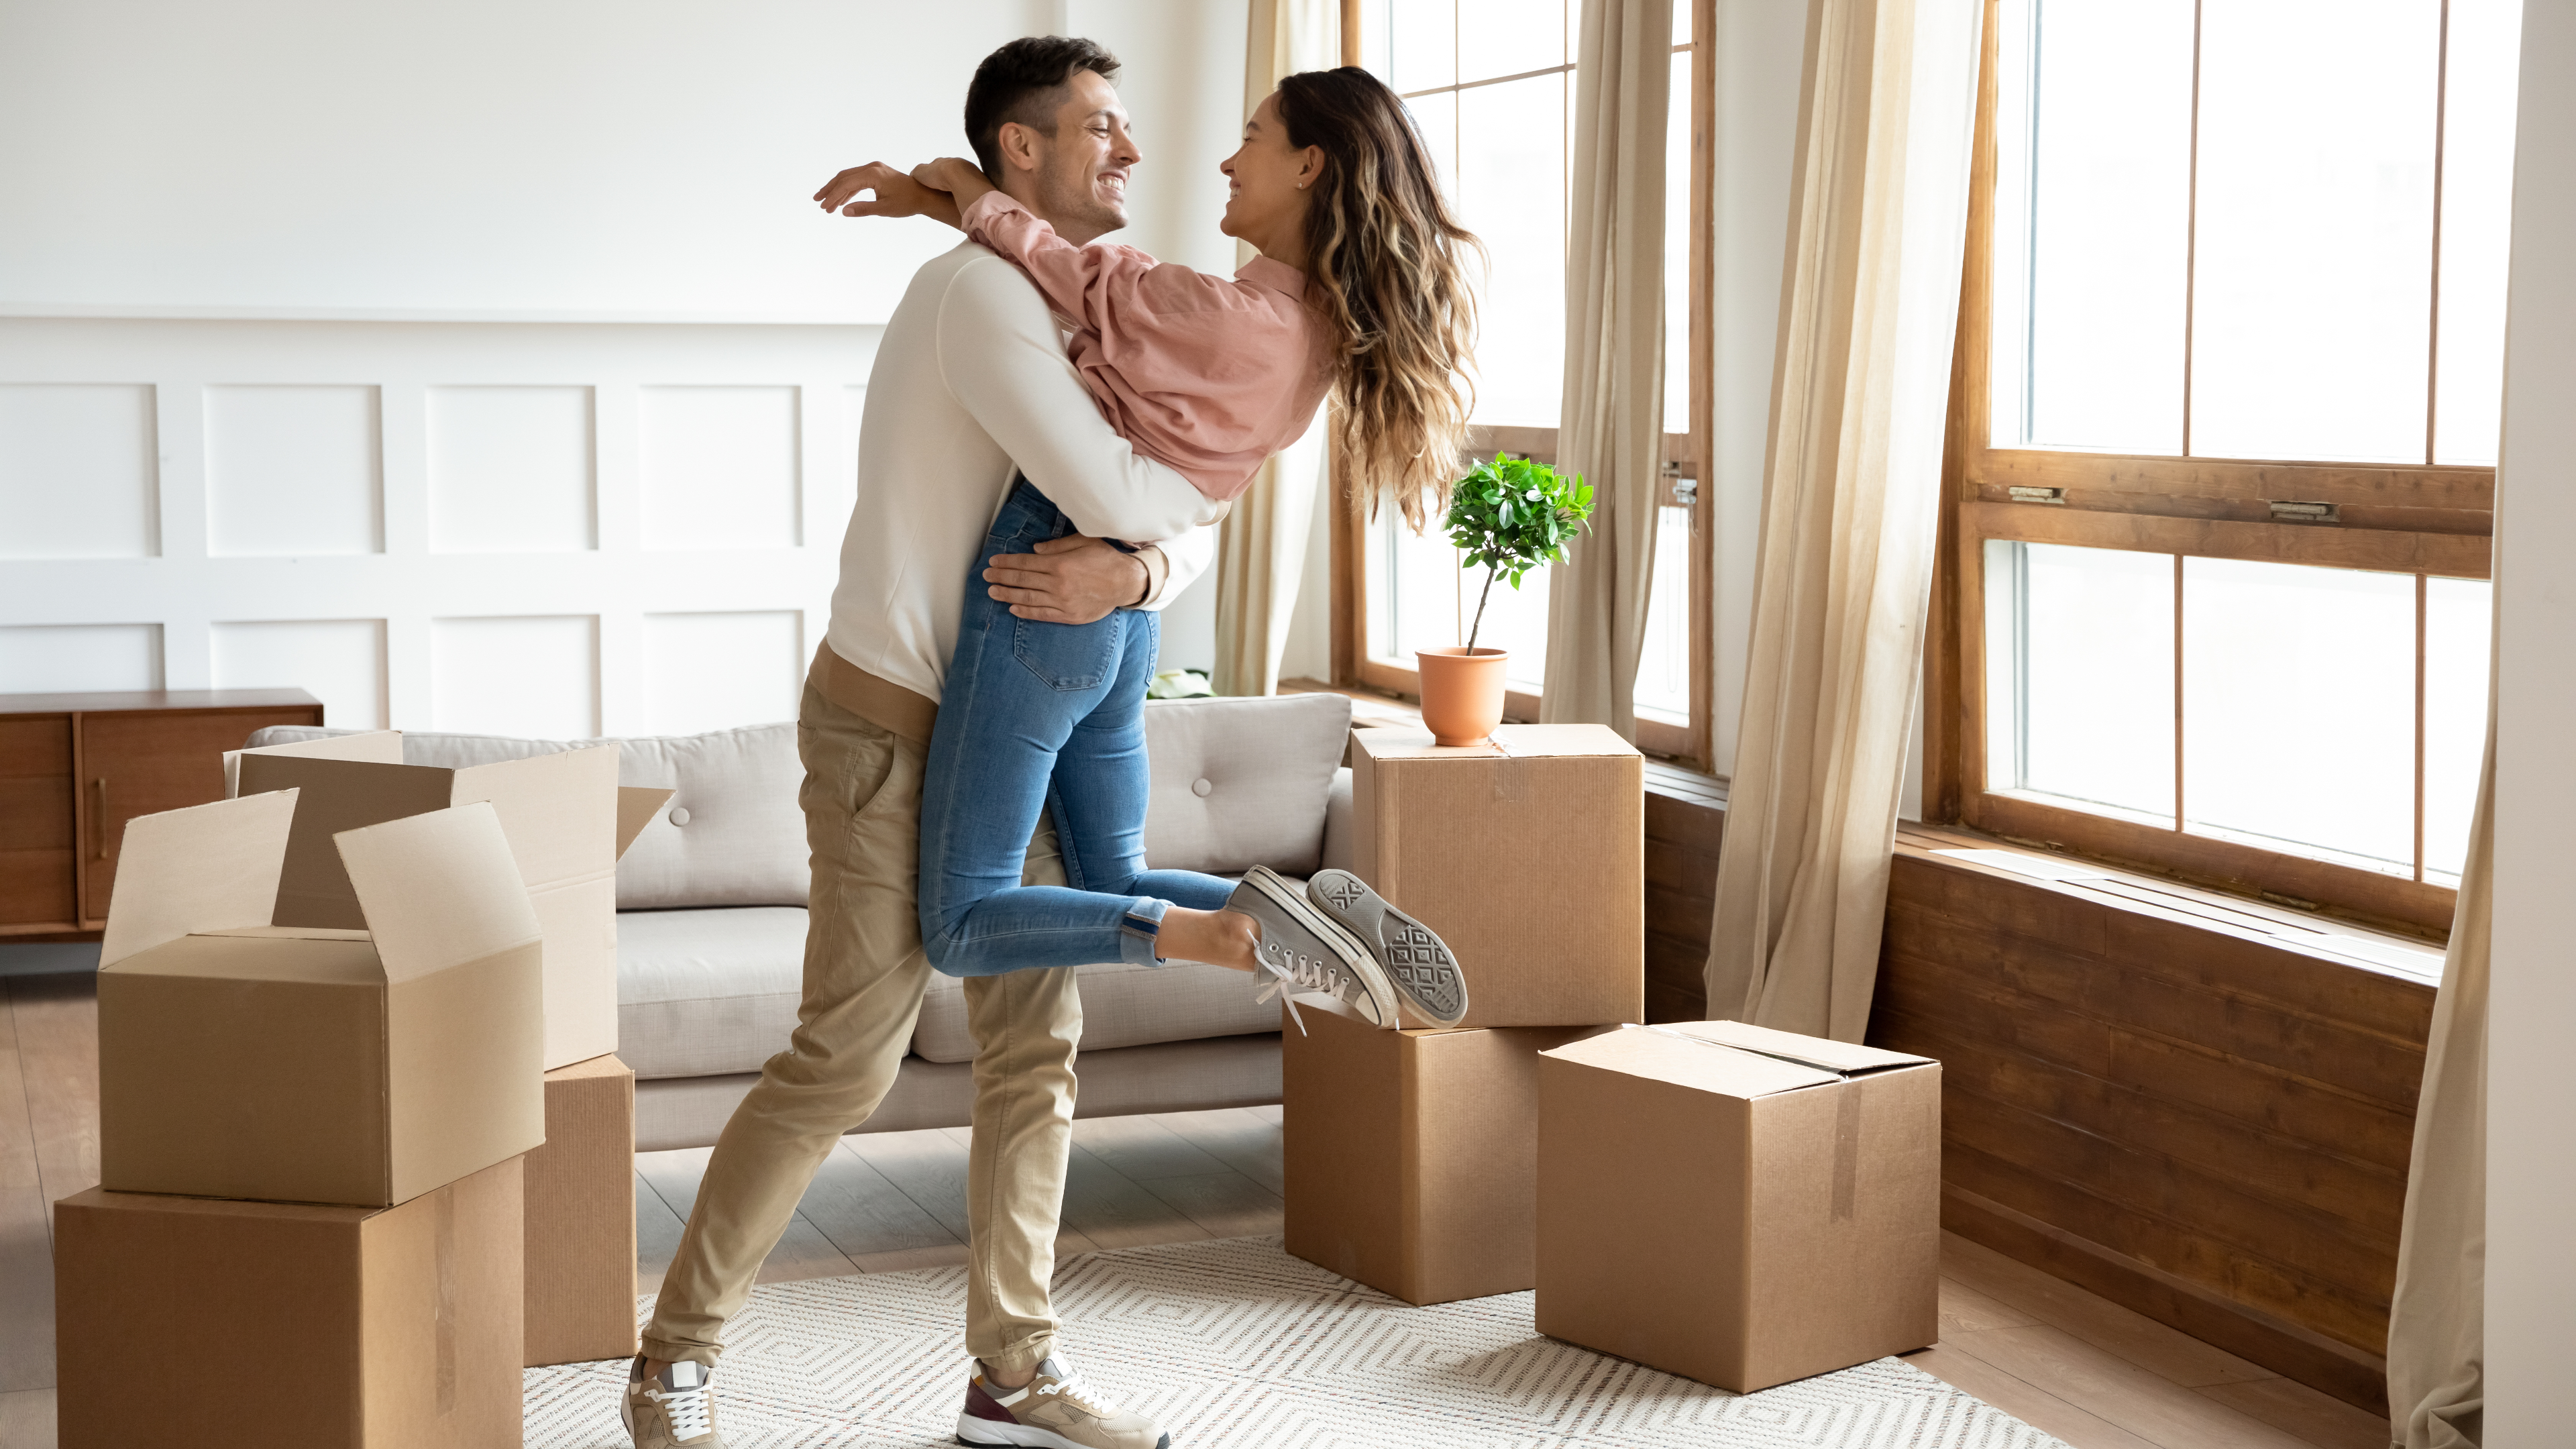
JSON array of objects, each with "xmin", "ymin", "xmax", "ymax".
[
  {"xmin": 1307, "ymin": 868, "xmax": 1469, "ymax": 1028},
  {"xmin": 1228, "ymin": 864, "xmax": 1399, "ymax": 1028},
  {"xmin": 624, "ymin": 1355, "xmax": 724, "ymax": 1448}
]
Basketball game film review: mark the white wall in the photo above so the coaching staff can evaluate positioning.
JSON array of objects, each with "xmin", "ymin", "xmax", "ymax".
[
  {"xmin": 0, "ymin": 2, "xmax": 1245, "ymax": 715},
  {"xmin": 2483, "ymin": 0, "xmax": 2576, "ymax": 1435}
]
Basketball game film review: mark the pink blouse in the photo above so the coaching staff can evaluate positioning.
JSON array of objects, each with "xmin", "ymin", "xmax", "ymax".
[{"xmin": 961, "ymin": 191, "xmax": 1330, "ymax": 504}]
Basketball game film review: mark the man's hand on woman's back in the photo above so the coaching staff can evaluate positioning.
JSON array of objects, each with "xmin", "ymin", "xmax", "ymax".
[{"xmin": 985, "ymin": 535, "xmax": 1150, "ymax": 624}]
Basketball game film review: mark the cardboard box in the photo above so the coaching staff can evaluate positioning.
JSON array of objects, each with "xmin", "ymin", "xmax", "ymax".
[
  {"xmin": 1349, "ymin": 725, "xmax": 1642, "ymax": 1029},
  {"xmin": 1283, "ymin": 994, "xmax": 1606, "ymax": 1305},
  {"xmin": 56, "ymin": 1156, "xmax": 526, "ymax": 1449},
  {"xmin": 1535, "ymin": 1021, "xmax": 1941, "ymax": 1392},
  {"xmin": 526, "ymin": 1052, "xmax": 639, "ymax": 1367},
  {"xmin": 97, "ymin": 791, "xmax": 546, "ymax": 1208},
  {"xmin": 233, "ymin": 731, "xmax": 670, "ymax": 1069}
]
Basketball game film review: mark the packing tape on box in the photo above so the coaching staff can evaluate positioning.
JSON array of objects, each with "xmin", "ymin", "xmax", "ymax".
[
  {"xmin": 1619, "ymin": 1023, "xmax": 1862, "ymax": 1222},
  {"xmin": 1487, "ymin": 734, "xmax": 1527, "ymax": 801}
]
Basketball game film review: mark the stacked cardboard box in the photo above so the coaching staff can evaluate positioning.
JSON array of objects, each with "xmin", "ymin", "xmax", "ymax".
[
  {"xmin": 231, "ymin": 731, "xmax": 667, "ymax": 1366},
  {"xmin": 1283, "ymin": 725, "xmax": 1642, "ymax": 1306},
  {"xmin": 60, "ymin": 792, "xmax": 545, "ymax": 1447}
]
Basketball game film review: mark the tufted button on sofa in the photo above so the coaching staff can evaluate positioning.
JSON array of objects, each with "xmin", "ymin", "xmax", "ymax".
[{"xmin": 247, "ymin": 690, "xmax": 1354, "ymax": 1150}]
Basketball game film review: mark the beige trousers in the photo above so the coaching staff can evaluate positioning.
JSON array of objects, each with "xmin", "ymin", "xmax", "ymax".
[{"xmin": 640, "ymin": 680, "xmax": 1083, "ymax": 1374}]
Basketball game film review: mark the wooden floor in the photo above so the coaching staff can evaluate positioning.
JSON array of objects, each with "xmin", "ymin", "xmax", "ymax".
[{"xmin": 0, "ymin": 972, "xmax": 2392, "ymax": 1449}]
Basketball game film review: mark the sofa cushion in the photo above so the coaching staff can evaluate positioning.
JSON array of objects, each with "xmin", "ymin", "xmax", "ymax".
[
  {"xmin": 1137, "ymin": 692, "xmax": 1350, "ymax": 875},
  {"xmin": 244, "ymin": 722, "xmax": 808, "ymax": 910},
  {"xmin": 616, "ymin": 906, "xmax": 809, "ymax": 1079}
]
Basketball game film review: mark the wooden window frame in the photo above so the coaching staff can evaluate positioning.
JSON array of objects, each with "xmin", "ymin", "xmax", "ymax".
[
  {"xmin": 1923, "ymin": 0, "xmax": 2494, "ymax": 939},
  {"xmin": 1328, "ymin": 0, "xmax": 1719, "ymax": 771}
]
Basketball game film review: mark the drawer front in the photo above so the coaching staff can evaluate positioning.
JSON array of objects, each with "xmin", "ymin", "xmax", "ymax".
[
  {"xmin": 0, "ymin": 717, "xmax": 75, "ymax": 926},
  {"xmin": 76, "ymin": 706, "xmax": 325, "ymax": 921}
]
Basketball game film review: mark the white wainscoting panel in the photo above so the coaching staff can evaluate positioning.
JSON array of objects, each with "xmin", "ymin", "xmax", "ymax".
[
  {"xmin": 428, "ymin": 384, "xmax": 594, "ymax": 553},
  {"xmin": 205, "ymin": 383, "xmax": 383, "ymax": 556},
  {"xmin": 640, "ymin": 384, "xmax": 800, "ymax": 551},
  {"xmin": 0, "ymin": 382, "xmax": 159, "ymax": 560},
  {"xmin": 0, "ymin": 319, "xmax": 879, "ymax": 735},
  {"xmin": 641, "ymin": 610, "xmax": 804, "ymax": 736},
  {"xmin": 211, "ymin": 619, "xmax": 387, "ymax": 729},
  {"xmin": 433, "ymin": 614, "xmax": 599, "ymax": 738},
  {"xmin": 0, "ymin": 622, "xmax": 162, "ymax": 692}
]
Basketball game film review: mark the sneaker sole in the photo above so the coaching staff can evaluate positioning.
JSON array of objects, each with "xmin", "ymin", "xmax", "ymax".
[
  {"xmin": 1306, "ymin": 869, "xmax": 1469, "ymax": 1028},
  {"xmin": 957, "ymin": 1415, "xmax": 1170, "ymax": 1449},
  {"xmin": 1238, "ymin": 867, "xmax": 1401, "ymax": 1027}
]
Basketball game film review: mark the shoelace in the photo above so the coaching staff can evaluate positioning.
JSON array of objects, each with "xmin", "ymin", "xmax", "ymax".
[
  {"xmin": 654, "ymin": 1375, "xmax": 715, "ymax": 1441},
  {"xmin": 1252, "ymin": 944, "xmax": 1349, "ymax": 1036},
  {"xmin": 1036, "ymin": 1361, "xmax": 1120, "ymax": 1416}
]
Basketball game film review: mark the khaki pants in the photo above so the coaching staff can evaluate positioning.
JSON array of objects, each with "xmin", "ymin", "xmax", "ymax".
[{"xmin": 640, "ymin": 681, "xmax": 1083, "ymax": 1375}]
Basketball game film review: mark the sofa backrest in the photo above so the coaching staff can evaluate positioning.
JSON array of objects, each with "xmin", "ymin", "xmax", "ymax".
[{"xmin": 241, "ymin": 689, "xmax": 1353, "ymax": 908}]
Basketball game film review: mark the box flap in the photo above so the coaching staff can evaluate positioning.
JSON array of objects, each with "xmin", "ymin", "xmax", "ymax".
[
  {"xmin": 616, "ymin": 787, "xmax": 676, "ymax": 861},
  {"xmin": 99, "ymin": 792, "xmax": 299, "ymax": 970},
  {"xmin": 239, "ymin": 754, "xmax": 460, "ymax": 929},
  {"xmin": 1354, "ymin": 723, "xmax": 1641, "ymax": 762},
  {"xmin": 449, "ymin": 744, "xmax": 620, "ymax": 885},
  {"xmin": 334, "ymin": 803, "xmax": 542, "ymax": 985},
  {"xmin": 1656, "ymin": 1020, "xmax": 1934, "ymax": 1076},
  {"xmin": 223, "ymin": 729, "xmax": 405, "ymax": 798},
  {"xmin": 1540, "ymin": 1023, "xmax": 1846, "ymax": 1099}
]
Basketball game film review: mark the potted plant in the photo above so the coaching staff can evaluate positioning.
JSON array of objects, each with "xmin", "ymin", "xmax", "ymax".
[{"xmin": 1415, "ymin": 453, "xmax": 1595, "ymax": 746}]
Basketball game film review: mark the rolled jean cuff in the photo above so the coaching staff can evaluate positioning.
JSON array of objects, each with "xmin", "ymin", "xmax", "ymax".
[
  {"xmin": 1120, "ymin": 897, "xmax": 1170, "ymax": 967},
  {"xmin": 638, "ymin": 1336, "xmax": 718, "ymax": 1368}
]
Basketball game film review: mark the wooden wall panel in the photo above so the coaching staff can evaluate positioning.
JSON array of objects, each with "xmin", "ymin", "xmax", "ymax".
[
  {"xmin": 1642, "ymin": 772, "xmax": 1723, "ymax": 1023},
  {"xmin": 1870, "ymin": 849, "xmax": 2435, "ymax": 1415}
]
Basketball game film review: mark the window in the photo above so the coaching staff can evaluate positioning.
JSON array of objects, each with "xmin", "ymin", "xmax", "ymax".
[
  {"xmin": 1935, "ymin": 0, "xmax": 2517, "ymax": 934},
  {"xmin": 1338, "ymin": 1, "xmax": 1711, "ymax": 765}
]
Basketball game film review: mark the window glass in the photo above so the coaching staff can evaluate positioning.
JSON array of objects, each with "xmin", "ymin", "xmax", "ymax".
[
  {"xmin": 1456, "ymin": 70, "xmax": 1568, "ymax": 427},
  {"xmin": 1634, "ymin": 505, "xmax": 1693, "ymax": 722},
  {"xmin": 1381, "ymin": 0, "xmax": 1455, "ymax": 92},
  {"xmin": 2422, "ymin": 576, "xmax": 2492, "ymax": 883},
  {"xmin": 1460, "ymin": 0, "xmax": 1566, "ymax": 82},
  {"xmin": 2182, "ymin": 557, "xmax": 2416, "ymax": 872},
  {"xmin": 2433, "ymin": 0, "xmax": 2526, "ymax": 466},
  {"xmin": 1984, "ymin": 541, "xmax": 2176, "ymax": 822},
  {"xmin": 1663, "ymin": 45, "xmax": 1690, "ymax": 427},
  {"xmin": 2190, "ymin": 0, "xmax": 2440, "ymax": 463},
  {"xmin": 1989, "ymin": 0, "xmax": 2194, "ymax": 453}
]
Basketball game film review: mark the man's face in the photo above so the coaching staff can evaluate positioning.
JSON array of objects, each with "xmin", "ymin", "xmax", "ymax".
[{"xmin": 1006, "ymin": 69, "xmax": 1138, "ymax": 244}]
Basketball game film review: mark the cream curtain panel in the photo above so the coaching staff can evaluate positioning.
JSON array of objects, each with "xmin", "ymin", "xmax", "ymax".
[
  {"xmin": 1701, "ymin": 0, "xmax": 1983, "ymax": 1042},
  {"xmin": 1212, "ymin": 0, "xmax": 1340, "ymax": 697},
  {"xmin": 1539, "ymin": 0, "xmax": 1672, "ymax": 739},
  {"xmin": 2385, "ymin": 606, "xmax": 2496, "ymax": 1446}
]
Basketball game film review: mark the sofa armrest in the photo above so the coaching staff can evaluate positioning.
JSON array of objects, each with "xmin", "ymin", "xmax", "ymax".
[{"xmin": 1320, "ymin": 767, "xmax": 1355, "ymax": 873}]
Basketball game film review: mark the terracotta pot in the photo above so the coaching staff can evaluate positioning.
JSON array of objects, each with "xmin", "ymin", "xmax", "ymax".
[{"xmin": 1415, "ymin": 647, "xmax": 1509, "ymax": 747}]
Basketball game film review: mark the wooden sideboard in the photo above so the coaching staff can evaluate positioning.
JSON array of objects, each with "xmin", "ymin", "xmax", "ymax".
[{"xmin": 0, "ymin": 688, "xmax": 324, "ymax": 936}]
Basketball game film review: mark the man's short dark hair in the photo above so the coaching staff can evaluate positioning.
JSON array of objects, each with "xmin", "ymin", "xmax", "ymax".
[{"xmin": 963, "ymin": 36, "xmax": 1122, "ymax": 181}]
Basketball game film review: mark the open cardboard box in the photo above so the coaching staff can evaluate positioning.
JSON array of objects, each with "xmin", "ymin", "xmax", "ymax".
[
  {"xmin": 1535, "ymin": 1020, "xmax": 1941, "ymax": 1393},
  {"xmin": 230, "ymin": 731, "xmax": 671, "ymax": 1070},
  {"xmin": 97, "ymin": 791, "xmax": 547, "ymax": 1208},
  {"xmin": 1349, "ymin": 725, "xmax": 1642, "ymax": 1029}
]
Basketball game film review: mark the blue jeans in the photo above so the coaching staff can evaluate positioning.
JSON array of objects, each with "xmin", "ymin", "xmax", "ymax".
[{"xmin": 918, "ymin": 480, "xmax": 1237, "ymax": 977}]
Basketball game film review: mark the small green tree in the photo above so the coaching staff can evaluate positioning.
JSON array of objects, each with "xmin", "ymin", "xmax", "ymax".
[{"xmin": 1444, "ymin": 453, "xmax": 1595, "ymax": 651}]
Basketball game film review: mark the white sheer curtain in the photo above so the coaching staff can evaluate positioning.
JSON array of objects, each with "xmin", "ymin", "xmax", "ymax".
[{"xmin": 1701, "ymin": 0, "xmax": 1984, "ymax": 1041}]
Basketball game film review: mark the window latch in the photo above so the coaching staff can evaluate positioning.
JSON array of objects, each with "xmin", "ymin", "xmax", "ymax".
[
  {"xmin": 2268, "ymin": 500, "xmax": 2340, "ymax": 523},
  {"xmin": 1662, "ymin": 460, "xmax": 1698, "ymax": 506},
  {"xmin": 2007, "ymin": 486, "xmax": 2064, "ymax": 505}
]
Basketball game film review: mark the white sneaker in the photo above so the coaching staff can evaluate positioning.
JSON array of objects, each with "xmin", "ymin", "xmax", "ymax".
[
  {"xmin": 959, "ymin": 1354, "xmax": 1169, "ymax": 1449},
  {"xmin": 623, "ymin": 1355, "xmax": 724, "ymax": 1448}
]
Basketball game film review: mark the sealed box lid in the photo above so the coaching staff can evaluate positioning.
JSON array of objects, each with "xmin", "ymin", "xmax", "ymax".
[
  {"xmin": 1352, "ymin": 723, "xmax": 1640, "ymax": 763},
  {"xmin": 97, "ymin": 792, "xmax": 547, "ymax": 1207},
  {"xmin": 1540, "ymin": 1021, "xmax": 1933, "ymax": 1100}
]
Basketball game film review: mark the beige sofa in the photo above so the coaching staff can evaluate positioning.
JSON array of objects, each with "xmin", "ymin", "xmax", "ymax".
[{"xmin": 247, "ymin": 690, "xmax": 1354, "ymax": 1150}]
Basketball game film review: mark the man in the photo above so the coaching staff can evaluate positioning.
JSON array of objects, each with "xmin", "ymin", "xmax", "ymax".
[{"xmin": 622, "ymin": 36, "xmax": 1220, "ymax": 1449}]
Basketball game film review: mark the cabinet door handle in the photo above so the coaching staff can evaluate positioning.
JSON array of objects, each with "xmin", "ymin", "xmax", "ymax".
[{"xmin": 91, "ymin": 777, "xmax": 108, "ymax": 861}]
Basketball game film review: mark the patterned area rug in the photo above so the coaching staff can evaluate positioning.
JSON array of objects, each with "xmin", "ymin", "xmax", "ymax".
[{"xmin": 525, "ymin": 1236, "xmax": 2070, "ymax": 1448}]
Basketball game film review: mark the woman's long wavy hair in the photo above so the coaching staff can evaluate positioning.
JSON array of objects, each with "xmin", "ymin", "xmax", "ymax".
[{"xmin": 1275, "ymin": 68, "xmax": 1481, "ymax": 530}]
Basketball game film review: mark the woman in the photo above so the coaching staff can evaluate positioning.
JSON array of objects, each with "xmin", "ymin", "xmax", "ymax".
[{"xmin": 888, "ymin": 69, "xmax": 1480, "ymax": 1028}]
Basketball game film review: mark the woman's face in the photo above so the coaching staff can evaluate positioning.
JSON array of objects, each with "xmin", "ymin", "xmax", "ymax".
[{"xmin": 1220, "ymin": 91, "xmax": 1322, "ymax": 257}]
